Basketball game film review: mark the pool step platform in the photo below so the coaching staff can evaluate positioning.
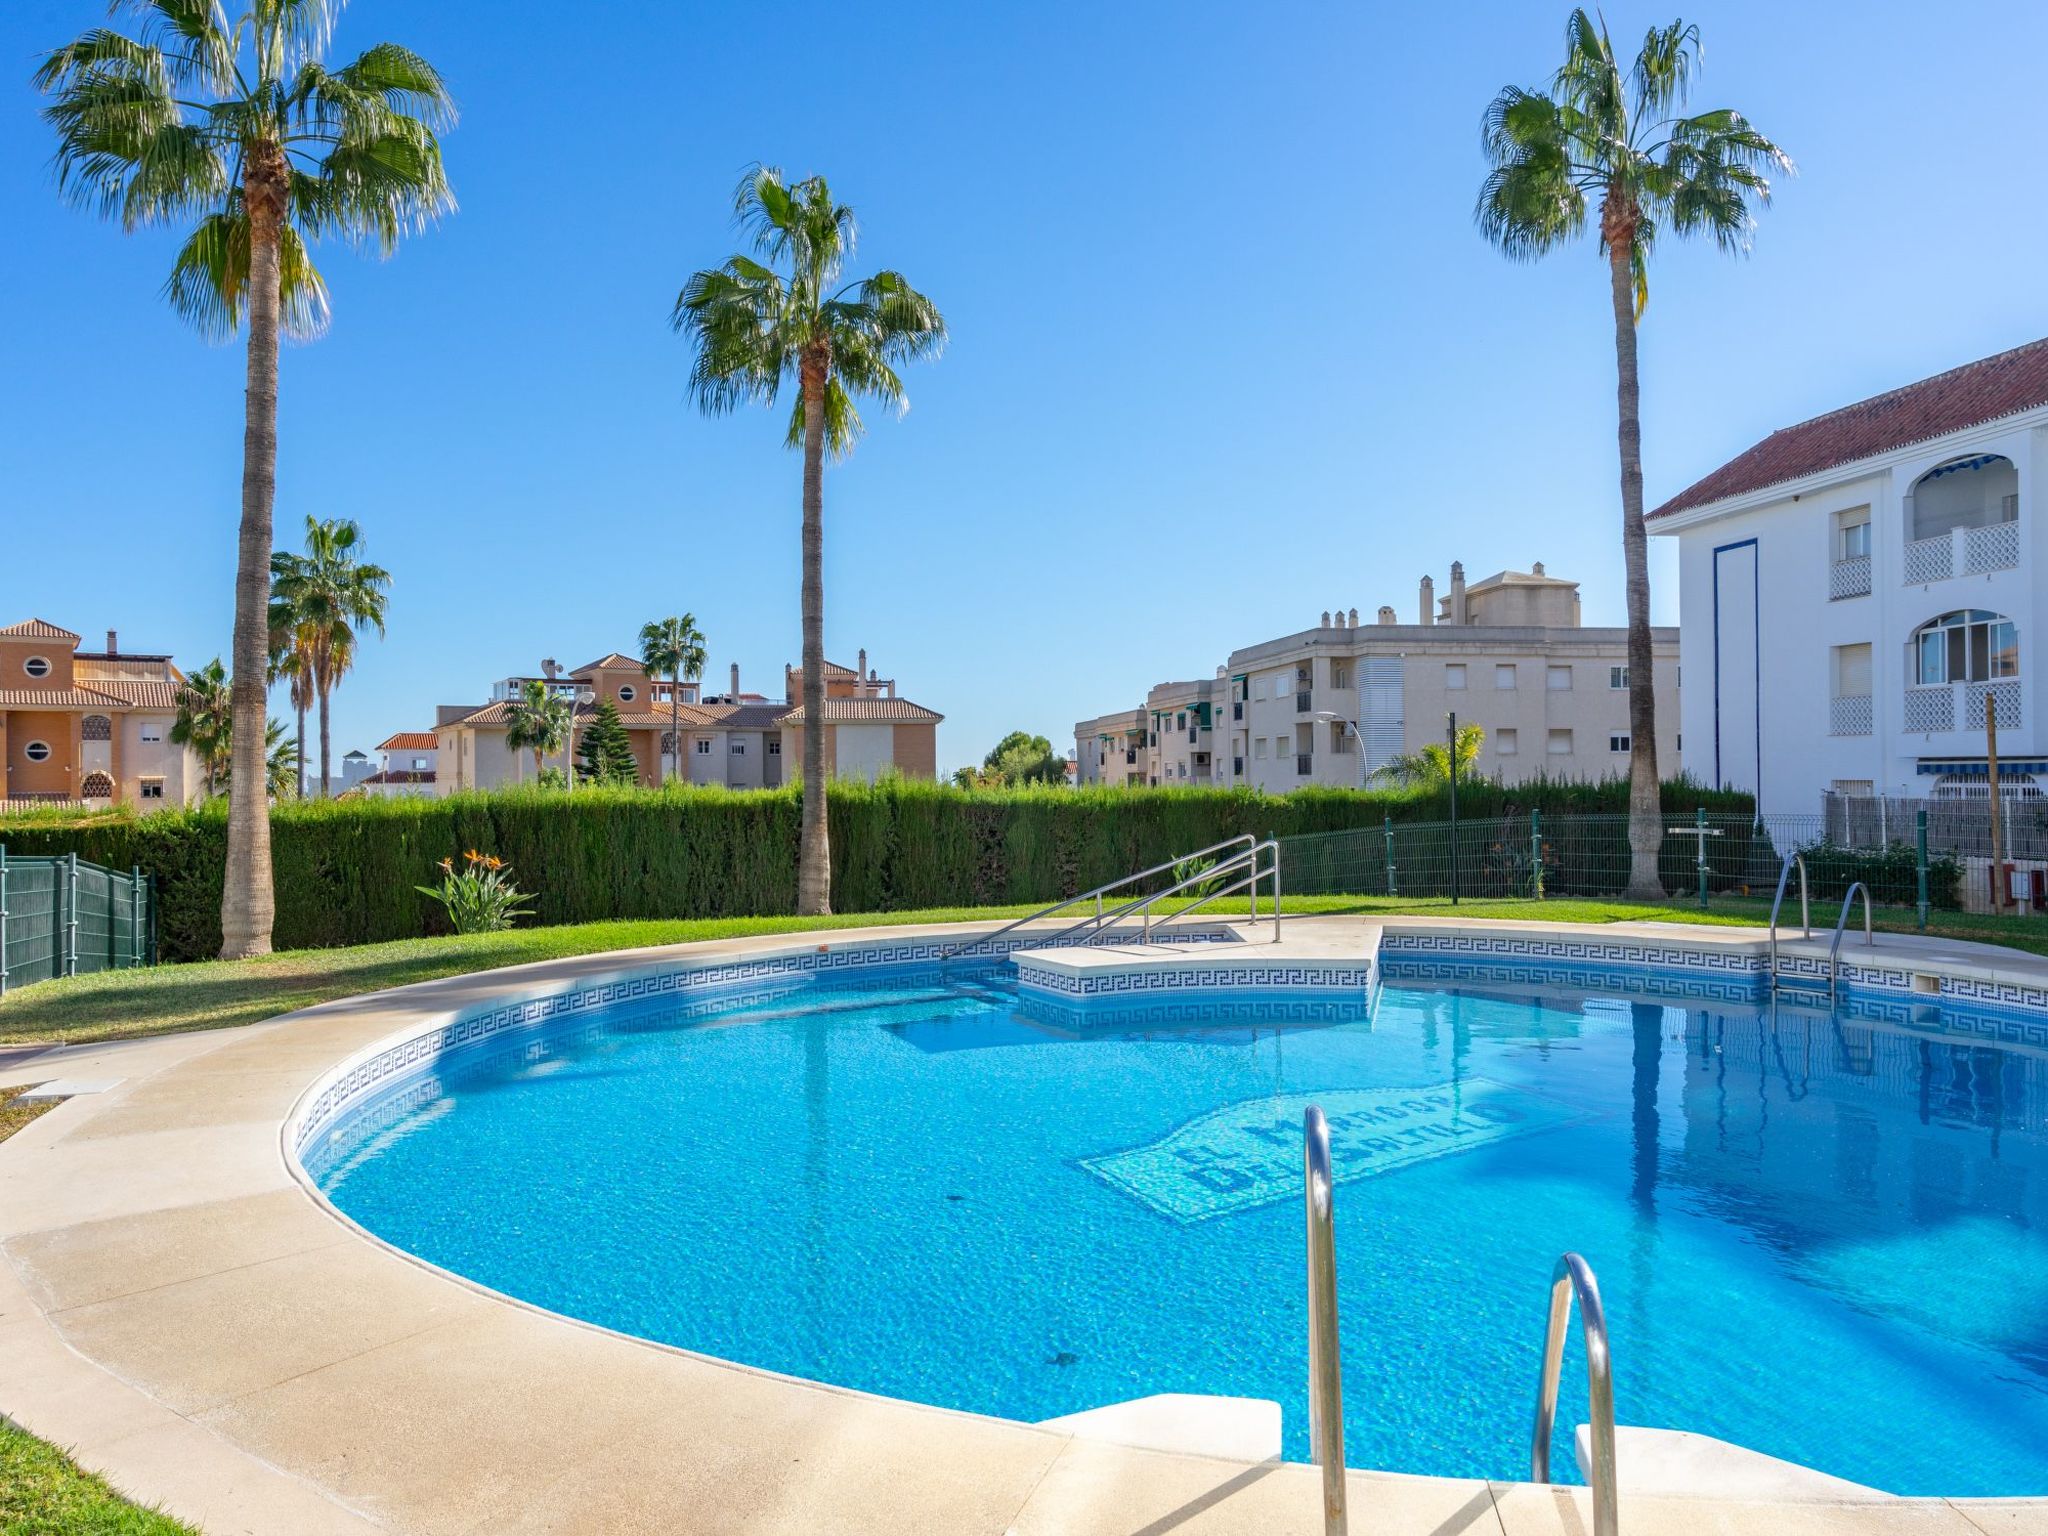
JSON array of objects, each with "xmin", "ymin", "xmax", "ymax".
[
  {"xmin": 1038, "ymin": 1394, "xmax": 1282, "ymax": 1462},
  {"xmin": 1579, "ymin": 1425, "xmax": 1893, "ymax": 1501}
]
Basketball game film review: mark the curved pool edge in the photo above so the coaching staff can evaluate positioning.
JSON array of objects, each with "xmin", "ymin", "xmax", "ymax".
[{"xmin": 2, "ymin": 914, "xmax": 2045, "ymax": 1536}]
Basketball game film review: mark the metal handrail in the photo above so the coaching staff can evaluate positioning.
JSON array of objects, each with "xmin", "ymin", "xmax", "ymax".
[
  {"xmin": 1530, "ymin": 1252, "xmax": 1617, "ymax": 1536},
  {"xmin": 1304, "ymin": 1106, "xmax": 1347, "ymax": 1536},
  {"xmin": 1828, "ymin": 881, "xmax": 1874, "ymax": 1002},
  {"xmin": 1110, "ymin": 838, "xmax": 1282, "ymax": 945},
  {"xmin": 937, "ymin": 834, "xmax": 1256, "ymax": 958},
  {"xmin": 1767, "ymin": 852, "xmax": 1810, "ymax": 992}
]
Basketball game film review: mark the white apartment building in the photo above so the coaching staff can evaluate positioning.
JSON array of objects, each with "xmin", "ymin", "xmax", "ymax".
[
  {"xmin": 1651, "ymin": 337, "xmax": 2048, "ymax": 816},
  {"xmin": 1074, "ymin": 563, "xmax": 1679, "ymax": 792},
  {"xmin": 1075, "ymin": 707, "xmax": 1147, "ymax": 786}
]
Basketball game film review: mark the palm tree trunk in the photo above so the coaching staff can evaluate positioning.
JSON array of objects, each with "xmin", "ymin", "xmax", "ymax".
[
  {"xmin": 295, "ymin": 700, "xmax": 306, "ymax": 800},
  {"xmin": 317, "ymin": 682, "xmax": 331, "ymax": 799},
  {"xmin": 220, "ymin": 148, "xmax": 289, "ymax": 960},
  {"xmin": 796, "ymin": 355, "xmax": 832, "ymax": 916},
  {"xmin": 1607, "ymin": 234, "xmax": 1664, "ymax": 901},
  {"xmin": 670, "ymin": 679, "xmax": 680, "ymax": 786}
]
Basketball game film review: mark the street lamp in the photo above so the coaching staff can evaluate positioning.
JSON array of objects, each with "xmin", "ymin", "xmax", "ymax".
[
  {"xmin": 567, "ymin": 686, "xmax": 595, "ymax": 790},
  {"xmin": 1313, "ymin": 710, "xmax": 1369, "ymax": 790}
]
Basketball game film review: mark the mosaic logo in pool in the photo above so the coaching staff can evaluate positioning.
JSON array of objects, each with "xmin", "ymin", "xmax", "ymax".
[{"xmin": 1081, "ymin": 1081, "xmax": 1582, "ymax": 1222}]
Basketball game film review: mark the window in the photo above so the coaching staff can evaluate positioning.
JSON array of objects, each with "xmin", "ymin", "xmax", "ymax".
[
  {"xmin": 1547, "ymin": 729, "xmax": 1572, "ymax": 755},
  {"xmin": 1330, "ymin": 661, "xmax": 1352, "ymax": 691},
  {"xmin": 1831, "ymin": 779, "xmax": 1875, "ymax": 797},
  {"xmin": 412, "ymin": 756, "xmax": 430, "ymax": 770},
  {"xmin": 1497, "ymin": 728, "xmax": 1518, "ymax": 756},
  {"xmin": 1834, "ymin": 643, "xmax": 1872, "ymax": 697},
  {"xmin": 1546, "ymin": 665, "xmax": 1571, "ymax": 691},
  {"xmin": 767, "ymin": 740, "xmax": 780, "ymax": 756},
  {"xmin": 695, "ymin": 738, "xmax": 712, "ymax": 754},
  {"xmin": 1494, "ymin": 664, "xmax": 1517, "ymax": 690},
  {"xmin": 1836, "ymin": 507, "xmax": 1872, "ymax": 560},
  {"xmin": 1609, "ymin": 734, "xmax": 1631, "ymax": 753},
  {"xmin": 1277, "ymin": 734, "xmax": 1292, "ymax": 758},
  {"xmin": 730, "ymin": 740, "xmax": 746, "ymax": 755},
  {"xmin": 24, "ymin": 740, "xmax": 51, "ymax": 762},
  {"xmin": 1445, "ymin": 664, "xmax": 1467, "ymax": 691},
  {"xmin": 140, "ymin": 722, "xmax": 163, "ymax": 744},
  {"xmin": 1275, "ymin": 675, "xmax": 1291, "ymax": 699},
  {"xmin": 80, "ymin": 771, "xmax": 112, "ymax": 799},
  {"xmin": 1608, "ymin": 665, "xmax": 1627, "ymax": 690},
  {"xmin": 1912, "ymin": 609, "xmax": 2018, "ymax": 685},
  {"xmin": 1253, "ymin": 737, "xmax": 1268, "ymax": 760},
  {"xmin": 81, "ymin": 714, "xmax": 112, "ymax": 741},
  {"xmin": 139, "ymin": 778, "xmax": 164, "ymax": 800},
  {"xmin": 1176, "ymin": 712, "xmax": 1186, "ymax": 730},
  {"xmin": 618, "ymin": 685, "xmax": 637, "ymax": 702},
  {"xmin": 23, "ymin": 656, "xmax": 50, "ymax": 679}
]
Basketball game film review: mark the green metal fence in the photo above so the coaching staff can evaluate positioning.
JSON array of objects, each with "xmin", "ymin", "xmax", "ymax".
[
  {"xmin": 1276, "ymin": 809, "xmax": 1967, "ymax": 927},
  {"xmin": 0, "ymin": 846, "xmax": 157, "ymax": 996}
]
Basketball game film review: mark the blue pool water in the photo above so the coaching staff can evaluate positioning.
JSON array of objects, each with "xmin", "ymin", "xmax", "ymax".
[{"xmin": 311, "ymin": 967, "xmax": 2048, "ymax": 1495}]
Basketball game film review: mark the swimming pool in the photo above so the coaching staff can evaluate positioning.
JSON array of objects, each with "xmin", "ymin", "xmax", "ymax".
[{"xmin": 307, "ymin": 962, "xmax": 2048, "ymax": 1496}]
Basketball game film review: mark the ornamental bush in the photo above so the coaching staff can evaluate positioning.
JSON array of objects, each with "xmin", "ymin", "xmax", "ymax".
[{"xmin": 0, "ymin": 774, "xmax": 1750, "ymax": 961}]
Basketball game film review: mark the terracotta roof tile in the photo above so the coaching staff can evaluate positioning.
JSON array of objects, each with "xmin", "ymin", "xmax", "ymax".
[
  {"xmin": 85, "ymin": 680, "xmax": 180, "ymax": 709},
  {"xmin": 0, "ymin": 686, "xmax": 133, "ymax": 709},
  {"xmin": 780, "ymin": 697, "xmax": 942, "ymax": 725},
  {"xmin": 0, "ymin": 619, "xmax": 82, "ymax": 641},
  {"xmin": 1652, "ymin": 336, "xmax": 2048, "ymax": 519},
  {"xmin": 697, "ymin": 702, "xmax": 792, "ymax": 730},
  {"xmin": 573, "ymin": 653, "xmax": 647, "ymax": 675},
  {"xmin": 377, "ymin": 731, "xmax": 439, "ymax": 751}
]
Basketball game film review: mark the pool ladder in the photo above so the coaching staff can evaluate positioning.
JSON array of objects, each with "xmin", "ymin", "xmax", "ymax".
[
  {"xmin": 1769, "ymin": 853, "xmax": 1874, "ymax": 1000},
  {"xmin": 1301, "ymin": 1108, "xmax": 1618, "ymax": 1536}
]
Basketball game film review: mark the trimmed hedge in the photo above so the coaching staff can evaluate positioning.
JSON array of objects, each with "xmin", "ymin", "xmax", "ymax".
[{"xmin": 0, "ymin": 775, "xmax": 1752, "ymax": 961}]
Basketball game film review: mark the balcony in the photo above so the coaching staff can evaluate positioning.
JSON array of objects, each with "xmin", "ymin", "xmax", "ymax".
[
  {"xmin": 1829, "ymin": 694, "xmax": 1872, "ymax": 736},
  {"xmin": 1828, "ymin": 556, "xmax": 1871, "ymax": 600},
  {"xmin": 1903, "ymin": 520, "xmax": 2020, "ymax": 586},
  {"xmin": 1903, "ymin": 679, "xmax": 2023, "ymax": 733}
]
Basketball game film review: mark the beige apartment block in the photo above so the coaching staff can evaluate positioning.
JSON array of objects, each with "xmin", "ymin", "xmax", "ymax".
[
  {"xmin": 1075, "ymin": 707, "xmax": 1148, "ymax": 786},
  {"xmin": 0, "ymin": 619, "xmax": 202, "ymax": 808},
  {"xmin": 434, "ymin": 648, "xmax": 942, "ymax": 791},
  {"xmin": 1074, "ymin": 562, "xmax": 1679, "ymax": 791}
]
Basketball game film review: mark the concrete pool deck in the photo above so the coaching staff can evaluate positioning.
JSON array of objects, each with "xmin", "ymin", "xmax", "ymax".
[{"xmin": 3, "ymin": 915, "xmax": 2047, "ymax": 1535}]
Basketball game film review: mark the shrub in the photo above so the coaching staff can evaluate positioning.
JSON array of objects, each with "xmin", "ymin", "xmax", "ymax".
[{"xmin": 415, "ymin": 850, "xmax": 536, "ymax": 933}]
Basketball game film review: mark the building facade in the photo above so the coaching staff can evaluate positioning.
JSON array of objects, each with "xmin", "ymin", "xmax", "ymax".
[
  {"xmin": 1075, "ymin": 707, "xmax": 1147, "ymax": 787},
  {"xmin": 1074, "ymin": 563, "xmax": 1679, "ymax": 792},
  {"xmin": 1651, "ymin": 337, "xmax": 2048, "ymax": 815},
  {"xmin": 357, "ymin": 732, "xmax": 441, "ymax": 798},
  {"xmin": 434, "ymin": 648, "xmax": 941, "ymax": 792},
  {"xmin": 0, "ymin": 620, "xmax": 201, "ymax": 808}
]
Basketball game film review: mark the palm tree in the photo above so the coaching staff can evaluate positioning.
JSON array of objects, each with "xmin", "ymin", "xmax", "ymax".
[
  {"xmin": 1477, "ymin": 12, "xmax": 1788, "ymax": 899},
  {"xmin": 269, "ymin": 516, "xmax": 390, "ymax": 797},
  {"xmin": 674, "ymin": 168, "xmax": 946, "ymax": 916},
  {"xmin": 263, "ymin": 717, "xmax": 298, "ymax": 799},
  {"xmin": 37, "ymin": 1, "xmax": 454, "ymax": 959},
  {"xmin": 267, "ymin": 586, "xmax": 316, "ymax": 797},
  {"xmin": 505, "ymin": 678, "xmax": 570, "ymax": 785},
  {"xmin": 172, "ymin": 658, "xmax": 234, "ymax": 795},
  {"xmin": 1371, "ymin": 722, "xmax": 1486, "ymax": 788},
  {"xmin": 639, "ymin": 614, "xmax": 706, "ymax": 784}
]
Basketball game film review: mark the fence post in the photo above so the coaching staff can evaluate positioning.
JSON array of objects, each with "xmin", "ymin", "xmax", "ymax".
[
  {"xmin": 1383, "ymin": 814, "xmax": 1397, "ymax": 897},
  {"xmin": 1916, "ymin": 810, "xmax": 1930, "ymax": 933},
  {"xmin": 131, "ymin": 864, "xmax": 144, "ymax": 969},
  {"xmin": 1695, "ymin": 805, "xmax": 1710, "ymax": 910},
  {"xmin": 1530, "ymin": 808, "xmax": 1544, "ymax": 900},
  {"xmin": 146, "ymin": 873, "xmax": 159, "ymax": 966},
  {"xmin": 1447, "ymin": 712, "xmax": 1460, "ymax": 908},
  {"xmin": 0, "ymin": 845, "xmax": 8, "ymax": 999},
  {"xmin": 65, "ymin": 852, "xmax": 79, "ymax": 978}
]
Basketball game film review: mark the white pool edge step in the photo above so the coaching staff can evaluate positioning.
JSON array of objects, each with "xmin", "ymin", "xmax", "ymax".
[
  {"xmin": 1580, "ymin": 1425, "xmax": 1894, "ymax": 1501},
  {"xmin": 1038, "ymin": 1393, "xmax": 1283, "ymax": 1462}
]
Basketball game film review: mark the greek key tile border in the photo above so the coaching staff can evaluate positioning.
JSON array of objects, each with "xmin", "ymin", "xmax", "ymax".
[
  {"xmin": 291, "ymin": 926, "xmax": 1240, "ymax": 1156},
  {"xmin": 1014, "ymin": 956, "xmax": 1378, "ymax": 1000}
]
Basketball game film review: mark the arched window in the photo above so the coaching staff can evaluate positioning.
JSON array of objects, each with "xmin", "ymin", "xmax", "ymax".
[
  {"xmin": 81, "ymin": 714, "xmax": 112, "ymax": 741},
  {"xmin": 1911, "ymin": 454, "xmax": 2018, "ymax": 541},
  {"xmin": 80, "ymin": 771, "xmax": 113, "ymax": 799},
  {"xmin": 1911, "ymin": 610, "xmax": 2018, "ymax": 686},
  {"xmin": 618, "ymin": 685, "xmax": 637, "ymax": 702}
]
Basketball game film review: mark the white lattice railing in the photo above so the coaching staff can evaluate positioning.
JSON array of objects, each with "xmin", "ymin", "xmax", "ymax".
[
  {"xmin": 1829, "ymin": 694, "xmax": 1873, "ymax": 735},
  {"xmin": 1968, "ymin": 679, "xmax": 2023, "ymax": 729},
  {"xmin": 1965, "ymin": 519, "xmax": 2020, "ymax": 574},
  {"xmin": 1903, "ymin": 686, "xmax": 1954, "ymax": 732},
  {"xmin": 1828, "ymin": 556, "xmax": 1871, "ymax": 600},
  {"xmin": 1903, "ymin": 535, "xmax": 1953, "ymax": 585}
]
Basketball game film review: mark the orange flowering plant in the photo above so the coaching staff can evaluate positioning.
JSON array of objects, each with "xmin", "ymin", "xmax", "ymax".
[{"xmin": 416, "ymin": 850, "xmax": 536, "ymax": 934}]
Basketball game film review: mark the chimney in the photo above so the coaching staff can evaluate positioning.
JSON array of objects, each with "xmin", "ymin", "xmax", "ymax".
[
  {"xmin": 730, "ymin": 662, "xmax": 740, "ymax": 699},
  {"xmin": 1531, "ymin": 560, "xmax": 1545, "ymax": 577},
  {"xmin": 1419, "ymin": 575, "xmax": 1435, "ymax": 626},
  {"xmin": 1449, "ymin": 561, "xmax": 1467, "ymax": 625},
  {"xmin": 541, "ymin": 657, "xmax": 559, "ymax": 680},
  {"xmin": 1320, "ymin": 611, "xmax": 1331, "ymax": 628},
  {"xmin": 1377, "ymin": 605, "xmax": 1397, "ymax": 625},
  {"xmin": 1347, "ymin": 608, "xmax": 1358, "ymax": 628},
  {"xmin": 857, "ymin": 648, "xmax": 867, "ymax": 691},
  {"xmin": 105, "ymin": 629, "xmax": 117, "ymax": 654}
]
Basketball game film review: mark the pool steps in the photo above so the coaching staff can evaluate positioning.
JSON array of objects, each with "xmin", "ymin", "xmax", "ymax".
[
  {"xmin": 1037, "ymin": 1394, "xmax": 1282, "ymax": 1462},
  {"xmin": 1584, "ymin": 1427, "xmax": 1892, "ymax": 1501}
]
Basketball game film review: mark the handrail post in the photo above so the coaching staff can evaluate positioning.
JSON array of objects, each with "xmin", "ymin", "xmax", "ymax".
[
  {"xmin": 1271, "ymin": 847, "xmax": 1282, "ymax": 943},
  {"xmin": 1529, "ymin": 1252, "xmax": 1617, "ymax": 1536},
  {"xmin": 1304, "ymin": 1107, "xmax": 1347, "ymax": 1536}
]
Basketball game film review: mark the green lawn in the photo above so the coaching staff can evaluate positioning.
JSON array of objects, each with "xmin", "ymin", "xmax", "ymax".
[{"xmin": 3, "ymin": 894, "xmax": 2042, "ymax": 1049}]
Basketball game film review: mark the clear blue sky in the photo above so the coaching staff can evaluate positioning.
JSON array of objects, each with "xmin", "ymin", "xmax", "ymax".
[{"xmin": 5, "ymin": 1, "xmax": 2047, "ymax": 773}]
